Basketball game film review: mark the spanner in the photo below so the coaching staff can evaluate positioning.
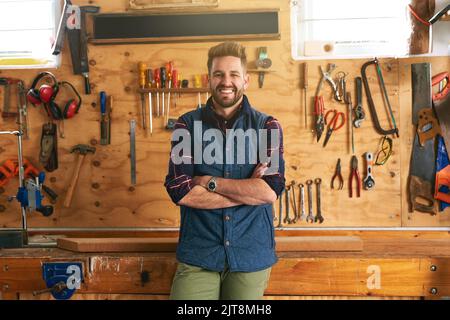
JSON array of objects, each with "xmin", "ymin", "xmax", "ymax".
[
  {"xmin": 306, "ymin": 180, "xmax": 314, "ymax": 223},
  {"xmin": 353, "ymin": 77, "xmax": 366, "ymax": 128},
  {"xmin": 298, "ymin": 183, "xmax": 306, "ymax": 221},
  {"xmin": 314, "ymin": 178, "xmax": 324, "ymax": 224},
  {"xmin": 290, "ymin": 181, "xmax": 298, "ymax": 223},
  {"xmin": 284, "ymin": 185, "xmax": 292, "ymax": 224}
]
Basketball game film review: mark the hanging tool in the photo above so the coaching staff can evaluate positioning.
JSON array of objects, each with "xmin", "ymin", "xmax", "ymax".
[
  {"xmin": 138, "ymin": 62, "xmax": 147, "ymax": 129},
  {"xmin": 290, "ymin": 181, "xmax": 298, "ymax": 223},
  {"xmin": 298, "ymin": 183, "xmax": 306, "ymax": 221},
  {"xmin": 363, "ymin": 152, "xmax": 375, "ymax": 190},
  {"xmin": 316, "ymin": 63, "xmax": 341, "ymax": 102},
  {"xmin": 302, "ymin": 62, "xmax": 308, "ymax": 128},
  {"xmin": 146, "ymin": 69, "xmax": 153, "ymax": 135},
  {"xmin": 15, "ymin": 172, "xmax": 54, "ymax": 217},
  {"xmin": 323, "ymin": 109, "xmax": 345, "ymax": 147},
  {"xmin": 63, "ymin": 144, "xmax": 96, "ymax": 208},
  {"xmin": 79, "ymin": 6, "xmax": 99, "ymax": 94},
  {"xmin": 284, "ymin": 185, "xmax": 292, "ymax": 224},
  {"xmin": 0, "ymin": 78, "xmax": 19, "ymax": 119},
  {"xmin": 99, "ymin": 91, "xmax": 109, "ymax": 145},
  {"xmin": 361, "ymin": 58, "xmax": 399, "ymax": 137},
  {"xmin": 160, "ymin": 67, "xmax": 167, "ymax": 119},
  {"xmin": 107, "ymin": 95, "xmax": 112, "ymax": 144},
  {"xmin": 255, "ymin": 47, "xmax": 272, "ymax": 88},
  {"xmin": 353, "ymin": 77, "xmax": 365, "ymax": 128},
  {"xmin": 349, "ymin": 155, "xmax": 361, "ymax": 198},
  {"xmin": 39, "ymin": 123, "xmax": 58, "ymax": 172},
  {"xmin": 335, "ymin": 71, "xmax": 347, "ymax": 103},
  {"xmin": 314, "ymin": 178, "xmax": 324, "ymax": 224},
  {"xmin": 52, "ymin": 0, "xmax": 72, "ymax": 55},
  {"xmin": 409, "ymin": 62, "xmax": 437, "ymax": 215},
  {"xmin": 305, "ymin": 179, "xmax": 314, "ymax": 223},
  {"xmin": 165, "ymin": 62, "xmax": 173, "ymax": 126},
  {"xmin": 346, "ymin": 92, "xmax": 355, "ymax": 154},
  {"xmin": 130, "ymin": 119, "xmax": 137, "ymax": 186},
  {"xmin": 432, "ymin": 72, "xmax": 450, "ymax": 153},
  {"xmin": 154, "ymin": 69, "xmax": 161, "ymax": 117},
  {"xmin": 314, "ymin": 95, "xmax": 325, "ymax": 142},
  {"xmin": 18, "ymin": 81, "xmax": 30, "ymax": 139},
  {"xmin": 331, "ymin": 158, "xmax": 344, "ymax": 190}
]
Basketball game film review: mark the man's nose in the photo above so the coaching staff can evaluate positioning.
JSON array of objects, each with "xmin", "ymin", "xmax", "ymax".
[{"xmin": 220, "ymin": 74, "xmax": 233, "ymax": 86}]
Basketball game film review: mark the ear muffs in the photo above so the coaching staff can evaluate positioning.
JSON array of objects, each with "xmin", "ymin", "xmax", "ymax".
[
  {"xmin": 44, "ymin": 81, "xmax": 82, "ymax": 120},
  {"xmin": 27, "ymin": 72, "xmax": 58, "ymax": 105}
]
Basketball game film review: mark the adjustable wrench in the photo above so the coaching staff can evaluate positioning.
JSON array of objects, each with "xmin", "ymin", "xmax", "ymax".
[
  {"xmin": 353, "ymin": 77, "xmax": 365, "ymax": 128},
  {"xmin": 306, "ymin": 180, "xmax": 314, "ymax": 223},
  {"xmin": 298, "ymin": 183, "xmax": 306, "ymax": 221},
  {"xmin": 314, "ymin": 178, "xmax": 324, "ymax": 224}
]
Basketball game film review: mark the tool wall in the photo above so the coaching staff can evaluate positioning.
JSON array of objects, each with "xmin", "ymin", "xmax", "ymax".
[{"xmin": 0, "ymin": 0, "xmax": 448, "ymax": 229}]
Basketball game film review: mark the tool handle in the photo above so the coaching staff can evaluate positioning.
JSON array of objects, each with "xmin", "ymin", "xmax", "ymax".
[
  {"xmin": 100, "ymin": 91, "xmax": 106, "ymax": 114},
  {"xmin": 303, "ymin": 62, "xmax": 308, "ymax": 89},
  {"xmin": 63, "ymin": 154, "xmax": 85, "ymax": 208},
  {"xmin": 83, "ymin": 74, "xmax": 91, "ymax": 95},
  {"xmin": 42, "ymin": 184, "xmax": 58, "ymax": 201},
  {"xmin": 356, "ymin": 77, "xmax": 362, "ymax": 106},
  {"xmin": 138, "ymin": 62, "xmax": 147, "ymax": 88}
]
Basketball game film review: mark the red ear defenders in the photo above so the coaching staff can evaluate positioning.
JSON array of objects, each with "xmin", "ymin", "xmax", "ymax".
[
  {"xmin": 44, "ymin": 81, "xmax": 82, "ymax": 120},
  {"xmin": 27, "ymin": 71, "xmax": 59, "ymax": 105},
  {"xmin": 28, "ymin": 72, "xmax": 82, "ymax": 120}
]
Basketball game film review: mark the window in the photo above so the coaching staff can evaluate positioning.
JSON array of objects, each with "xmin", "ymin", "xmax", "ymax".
[
  {"xmin": 291, "ymin": 0, "xmax": 411, "ymax": 60},
  {"xmin": 0, "ymin": 0, "xmax": 60, "ymax": 69}
]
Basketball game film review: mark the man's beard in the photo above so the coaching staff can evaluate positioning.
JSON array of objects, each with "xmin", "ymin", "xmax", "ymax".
[{"xmin": 211, "ymin": 85, "xmax": 244, "ymax": 108}]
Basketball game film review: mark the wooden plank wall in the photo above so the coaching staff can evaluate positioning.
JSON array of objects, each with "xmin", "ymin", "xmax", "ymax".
[{"xmin": 0, "ymin": 0, "xmax": 448, "ymax": 229}]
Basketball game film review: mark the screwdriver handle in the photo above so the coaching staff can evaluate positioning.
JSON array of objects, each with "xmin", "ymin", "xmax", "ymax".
[
  {"xmin": 154, "ymin": 69, "xmax": 161, "ymax": 88},
  {"xmin": 171, "ymin": 69, "xmax": 178, "ymax": 88},
  {"xmin": 138, "ymin": 62, "xmax": 147, "ymax": 89},
  {"xmin": 303, "ymin": 62, "xmax": 308, "ymax": 89},
  {"xmin": 160, "ymin": 67, "xmax": 167, "ymax": 88},
  {"xmin": 100, "ymin": 91, "xmax": 106, "ymax": 114}
]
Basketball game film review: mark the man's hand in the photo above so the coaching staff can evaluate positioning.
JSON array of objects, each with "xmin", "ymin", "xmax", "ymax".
[{"xmin": 251, "ymin": 163, "xmax": 268, "ymax": 178}]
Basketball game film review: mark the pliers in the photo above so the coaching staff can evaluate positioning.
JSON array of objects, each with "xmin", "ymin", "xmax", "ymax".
[
  {"xmin": 315, "ymin": 63, "xmax": 341, "ymax": 101},
  {"xmin": 349, "ymin": 155, "xmax": 361, "ymax": 198},
  {"xmin": 331, "ymin": 158, "xmax": 344, "ymax": 190}
]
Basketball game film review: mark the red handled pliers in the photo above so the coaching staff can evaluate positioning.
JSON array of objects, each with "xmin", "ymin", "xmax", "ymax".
[{"xmin": 349, "ymin": 155, "xmax": 361, "ymax": 198}]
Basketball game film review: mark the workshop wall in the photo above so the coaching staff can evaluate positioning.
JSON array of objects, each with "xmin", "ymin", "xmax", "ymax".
[{"xmin": 0, "ymin": 0, "xmax": 448, "ymax": 229}]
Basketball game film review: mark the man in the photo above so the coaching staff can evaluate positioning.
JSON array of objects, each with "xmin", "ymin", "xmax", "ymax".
[{"xmin": 164, "ymin": 42, "xmax": 285, "ymax": 300}]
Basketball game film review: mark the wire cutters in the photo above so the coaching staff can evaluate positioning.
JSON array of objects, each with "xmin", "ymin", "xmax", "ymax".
[
  {"xmin": 349, "ymin": 155, "xmax": 361, "ymax": 198},
  {"xmin": 331, "ymin": 158, "xmax": 344, "ymax": 190},
  {"xmin": 323, "ymin": 109, "xmax": 345, "ymax": 147}
]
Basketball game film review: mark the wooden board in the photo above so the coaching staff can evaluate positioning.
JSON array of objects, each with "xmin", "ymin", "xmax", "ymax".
[
  {"xmin": 275, "ymin": 236, "xmax": 363, "ymax": 252},
  {"xmin": 57, "ymin": 237, "xmax": 178, "ymax": 252},
  {"xmin": 0, "ymin": 0, "xmax": 448, "ymax": 230}
]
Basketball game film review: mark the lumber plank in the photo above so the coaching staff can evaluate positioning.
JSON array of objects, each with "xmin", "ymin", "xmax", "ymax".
[
  {"xmin": 275, "ymin": 236, "xmax": 363, "ymax": 252},
  {"xmin": 57, "ymin": 237, "xmax": 178, "ymax": 252}
]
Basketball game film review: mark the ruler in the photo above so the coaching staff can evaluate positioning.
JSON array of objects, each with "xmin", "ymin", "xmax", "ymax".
[{"xmin": 129, "ymin": 119, "xmax": 136, "ymax": 186}]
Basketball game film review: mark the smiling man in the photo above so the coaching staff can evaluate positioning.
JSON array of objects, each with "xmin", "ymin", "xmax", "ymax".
[{"xmin": 164, "ymin": 42, "xmax": 285, "ymax": 300}]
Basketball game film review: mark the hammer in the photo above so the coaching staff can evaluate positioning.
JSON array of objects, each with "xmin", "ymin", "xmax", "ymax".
[{"xmin": 63, "ymin": 144, "xmax": 96, "ymax": 208}]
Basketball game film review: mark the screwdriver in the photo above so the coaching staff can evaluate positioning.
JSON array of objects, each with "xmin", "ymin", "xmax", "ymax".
[
  {"xmin": 138, "ymin": 62, "xmax": 147, "ymax": 129},
  {"xmin": 160, "ymin": 67, "xmax": 167, "ymax": 119},
  {"xmin": 146, "ymin": 69, "xmax": 153, "ymax": 135},
  {"xmin": 171, "ymin": 69, "xmax": 178, "ymax": 109},
  {"xmin": 154, "ymin": 69, "xmax": 161, "ymax": 117},
  {"xmin": 166, "ymin": 62, "xmax": 173, "ymax": 125}
]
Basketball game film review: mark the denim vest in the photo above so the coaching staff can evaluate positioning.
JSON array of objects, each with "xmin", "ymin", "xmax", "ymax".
[{"xmin": 176, "ymin": 96, "xmax": 278, "ymax": 272}]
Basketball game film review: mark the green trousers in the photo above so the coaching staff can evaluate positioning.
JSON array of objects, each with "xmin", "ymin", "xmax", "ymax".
[{"xmin": 169, "ymin": 262, "xmax": 271, "ymax": 300}]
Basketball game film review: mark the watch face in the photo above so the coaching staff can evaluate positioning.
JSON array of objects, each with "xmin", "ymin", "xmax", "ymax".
[{"xmin": 208, "ymin": 181, "xmax": 216, "ymax": 191}]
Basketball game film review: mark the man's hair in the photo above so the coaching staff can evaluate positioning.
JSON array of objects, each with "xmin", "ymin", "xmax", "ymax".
[{"xmin": 207, "ymin": 42, "xmax": 247, "ymax": 74}]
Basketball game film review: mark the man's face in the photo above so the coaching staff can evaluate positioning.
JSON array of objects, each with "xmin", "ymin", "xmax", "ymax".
[{"xmin": 209, "ymin": 56, "xmax": 249, "ymax": 109}]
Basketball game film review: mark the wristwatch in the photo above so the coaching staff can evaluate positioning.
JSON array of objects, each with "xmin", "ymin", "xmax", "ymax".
[{"xmin": 206, "ymin": 177, "xmax": 217, "ymax": 192}]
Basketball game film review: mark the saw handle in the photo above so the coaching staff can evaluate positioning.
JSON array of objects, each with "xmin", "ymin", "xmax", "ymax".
[
  {"xmin": 409, "ymin": 175, "xmax": 437, "ymax": 215},
  {"xmin": 63, "ymin": 154, "xmax": 86, "ymax": 208}
]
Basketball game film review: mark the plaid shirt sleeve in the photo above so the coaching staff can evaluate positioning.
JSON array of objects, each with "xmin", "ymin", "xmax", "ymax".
[
  {"xmin": 261, "ymin": 116, "xmax": 286, "ymax": 197},
  {"xmin": 164, "ymin": 117, "xmax": 194, "ymax": 204}
]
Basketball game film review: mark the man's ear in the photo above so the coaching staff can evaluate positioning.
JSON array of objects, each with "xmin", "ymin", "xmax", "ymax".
[{"xmin": 244, "ymin": 73, "xmax": 250, "ymax": 90}]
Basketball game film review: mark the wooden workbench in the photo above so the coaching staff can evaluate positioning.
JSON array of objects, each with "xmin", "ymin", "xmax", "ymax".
[{"xmin": 1, "ymin": 235, "xmax": 449, "ymax": 300}]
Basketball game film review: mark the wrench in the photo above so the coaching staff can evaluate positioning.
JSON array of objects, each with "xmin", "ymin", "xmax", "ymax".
[
  {"xmin": 284, "ymin": 185, "xmax": 292, "ymax": 224},
  {"xmin": 314, "ymin": 178, "xmax": 324, "ymax": 224},
  {"xmin": 298, "ymin": 183, "xmax": 306, "ymax": 221},
  {"xmin": 306, "ymin": 180, "xmax": 314, "ymax": 223},
  {"xmin": 277, "ymin": 189, "xmax": 284, "ymax": 228},
  {"xmin": 353, "ymin": 77, "xmax": 365, "ymax": 128},
  {"xmin": 290, "ymin": 181, "xmax": 298, "ymax": 223}
]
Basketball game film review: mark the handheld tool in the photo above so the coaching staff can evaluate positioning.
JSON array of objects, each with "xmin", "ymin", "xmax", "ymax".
[
  {"xmin": 290, "ymin": 181, "xmax": 298, "ymax": 223},
  {"xmin": 146, "ymin": 69, "xmax": 153, "ymax": 135},
  {"xmin": 306, "ymin": 179, "xmax": 314, "ymax": 223},
  {"xmin": 160, "ymin": 67, "xmax": 166, "ymax": 118},
  {"xmin": 314, "ymin": 178, "xmax": 324, "ymax": 224},
  {"xmin": 107, "ymin": 95, "xmax": 113, "ymax": 144},
  {"xmin": 0, "ymin": 78, "xmax": 19, "ymax": 119},
  {"xmin": 336, "ymin": 71, "xmax": 347, "ymax": 103},
  {"xmin": 314, "ymin": 95, "xmax": 325, "ymax": 142},
  {"xmin": 130, "ymin": 119, "xmax": 137, "ymax": 186},
  {"xmin": 353, "ymin": 77, "xmax": 365, "ymax": 128},
  {"xmin": 346, "ymin": 92, "xmax": 355, "ymax": 154},
  {"xmin": 302, "ymin": 62, "xmax": 308, "ymax": 128},
  {"xmin": 99, "ymin": 91, "xmax": 109, "ymax": 145},
  {"xmin": 52, "ymin": 0, "xmax": 72, "ymax": 55},
  {"xmin": 284, "ymin": 185, "xmax": 292, "ymax": 224},
  {"xmin": 349, "ymin": 155, "xmax": 361, "ymax": 198},
  {"xmin": 166, "ymin": 62, "xmax": 173, "ymax": 126},
  {"xmin": 361, "ymin": 58, "xmax": 399, "ymax": 137},
  {"xmin": 154, "ymin": 69, "xmax": 160, "ymax": 117},
  {"xmin": 316, "ymin": 64, "xmax": 341, "ymax": 102},
  {"xmin": 63, "ymin": 144, "xmax": 96, "ymax": 208},
  {"xmin": 79, "ymin": 6, "xmax": 100, "ymax": 94},
  {"xmin": 331, "ymin": 158, "xmax": 344, "ymax": 190},
  {"xmin": 323, "ymin": 109, "xmax": 345, "ymax": 147},
  {"xmin": 138, "ymin": 62, "xmax": 147, "ymax": 129},
  {"xmin": 363, "ymin": 152, "xmax": 375, "ymax": 190},
  {"xmin": 18, "ymin": 81, "xmax": 30, "ymax": 139},
  {"xmin": 298, "ymin": 183, "xmax": 306, "ymax": 221}
]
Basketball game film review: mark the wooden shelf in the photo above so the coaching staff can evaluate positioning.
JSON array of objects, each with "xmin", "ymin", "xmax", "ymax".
[{"xmin": 138, "ymin": 88, "xmax": 209, "ymax": 94}]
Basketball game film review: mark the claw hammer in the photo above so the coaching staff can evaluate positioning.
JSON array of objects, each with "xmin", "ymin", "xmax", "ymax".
[{"xmin": 64, "ymin": 144, "xmax": 96, "ymax": 207}]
